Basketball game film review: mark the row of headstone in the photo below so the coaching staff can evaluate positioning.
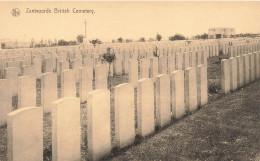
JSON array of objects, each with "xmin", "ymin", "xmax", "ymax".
[
  {"xmin": 221, "ymin": 52, "xmax": 260, "ymax": 94},
  {"xmin": 6, "ymin": 62, "xmax": 207, "ymax": 160},
  {"xmin": 128, "ymin": 50, "xmax": 207, "ymax": 86},
  {"xmin": 0, "ymin": 64, "xmax": 108, "ymax": 125}
]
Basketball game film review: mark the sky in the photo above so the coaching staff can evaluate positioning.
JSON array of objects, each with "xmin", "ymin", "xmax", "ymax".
[{"xmin": 0, "ymin": 1, "xmax": 260, "ymax": 42}]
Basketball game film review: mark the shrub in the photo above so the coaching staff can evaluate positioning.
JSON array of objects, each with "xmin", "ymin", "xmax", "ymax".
[
  {"xmin": 117, "ymin": 37, "xmax": 123, "ymax": 43},
  {"xmin": 1, "ymin": 43, "xmax": 6, "ymax": 49},
  {"xmin": 156, "ymin": 33, "xmax": 162, "ymax": 41},
  {"xmin": 99, "ymin": 47, "xmax": 116, "ymax": 65},
  {"xmin": 139, "ymin": 37, "xmax": 145, "ymax": 42},
  {"xmin": 208, "ymin": 81, "xmax": 221, "ymax": 93},
  {"xmin": 169, "ymin": 34, "xmax": 186, "ymax": 41}
]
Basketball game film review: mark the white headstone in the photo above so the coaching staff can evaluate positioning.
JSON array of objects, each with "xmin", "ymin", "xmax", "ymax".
[
  {"xmin": 114, "ymin": 83, "xmax": 135, "ymax": 148},
  {"xmin": 18, "ymin": 76, "xmax": 36, "ymax": 108},
  {"xmin": 52, "ymin": 97, "xmax": 81, "ymax": 161},
  {"xmin": 0, "ymin": 79, "xmax": 12, "ymax": 125},
  {"xmin": 155, "ymin": 74, "xmax": 171, "ymax": 127},
  {"xmin": 41, "ymin": 72, "xmax": 57, "ymax": 112},
  {"xmin": 87, "ymin": 89, "xmax": 111, "ymax": 161},
  {"xmin": 184, "ymin": 67, "xmax": 198, "ymax": 112},
  {"xmin": 8, "ymin": 107, "xmax": 43, "ymax": 161},
  {"xmin": 137, "ymin": 78, "xmax": 155, "ymax": 137},
  {"xmin": 170, "ymin": 70, "xmax": 185, "ymax": 119}
]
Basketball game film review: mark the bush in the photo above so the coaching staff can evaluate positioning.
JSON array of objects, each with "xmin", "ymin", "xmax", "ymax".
[
  {"xmin": 98, "ymin": 47, "xmax": 116, "ymax": 65},
  {"xmin": 217, "ymin": 49, "xmax": 230, "ymax": 64},
  {"xmin": 117, "ymin": 37, "xmax": 123, "ymax": 43},
  {"xmin": 1, "ymin": 43, "xmax": 6, "ymax": 49},
  {"xmin": 139, "ymin": 37, "xmax": 145, "ymax": 42},
  {"xmin": 89, "ymin": 39, "xmax": 102, "ymax": 48},
  {"xmin": 208, "ymin": 81, "xmax": 221, "ymax": 93},
  {"xmin": 156, "ymin": 33, "xmax": 162, "ymax": 41},
  {"xmin": 169, "ymin": 34, "xmax": 186, "ymax": 41}
]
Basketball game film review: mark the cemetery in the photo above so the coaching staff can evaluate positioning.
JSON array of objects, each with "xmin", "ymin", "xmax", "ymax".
[{"xmin": 0, "ymin": 37, "xmax": 259, "ymax": 161}]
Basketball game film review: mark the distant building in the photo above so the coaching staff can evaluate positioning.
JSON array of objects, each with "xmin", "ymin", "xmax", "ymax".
[{"xmin": 208, "ymin": 27, "xmax": 235, "ymax": 39}]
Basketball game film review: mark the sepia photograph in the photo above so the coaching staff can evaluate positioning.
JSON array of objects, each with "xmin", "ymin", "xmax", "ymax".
[{"xmin": 0, "ymin": 1, "xmax": 259, "ymax": 161}]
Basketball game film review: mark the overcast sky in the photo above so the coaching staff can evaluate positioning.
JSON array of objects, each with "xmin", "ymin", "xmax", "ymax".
[{"xmin": 0, "ymin": 1, "xmax": 260, "ymax": 42}]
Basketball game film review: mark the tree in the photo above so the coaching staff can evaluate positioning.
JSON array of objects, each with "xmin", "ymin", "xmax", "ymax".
[
  {"xmin": 117, "ymin": 37, "xmax": 123, "ymax": 43},
  {"xmin": 169, "ymin": 34, "xmax": 186, "ymax": 41},
  {"xmin": 98, "ymin": 47, "xmax": 116, "ymax": 88},
  {"xmin": 139, "ymin": 37, "xmax": 146, "ymax": 42},
  {"xmin": 58, "ymin": 39, "xmax": 69, "ymax": 46},
  {"xmin": 193, "ymin": 33, "xmax": 208, "ymax": 39},
  {"xmin": 89, "ymin": 39, "xmax": 102, "ymax": 48},
  {"xmin": 156, "ymin": 33, "xmax": 162, "ymax": 41},
  {"xmin": 77, "ymin": 34, "xmax": 84, "ymax": 44},
  {"xmin": 1, "ymin": 43, "xmax": 6, "ymax": 49}
]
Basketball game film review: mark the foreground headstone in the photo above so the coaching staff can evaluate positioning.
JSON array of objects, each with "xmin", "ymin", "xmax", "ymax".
[
  {"xmin": 18, "ymin": 76, "xmax": 36, "ymax": 108},
  {"xmin": 87, "ymin": 89, "xmax": 111, "ymax": 161},
  {"xmin": 8, "ymin": 107, "xmax": 43, "ymax": 161},
  {"xmin": 52, "ymin": 97, "xmax": 81, "ymax": 161},
  {"xmin": 114, "ymin": 83, "xmax": 135, "ymax": 148},
  {"xmin": 155, "ymin": 74, "xmax": 171, "ymax": 127},
  {"xmin": 0, "ymin": 79, "xmax": 12, "ymax": 125},
  {"xmin": 137, "ymin": 78, "xmax": 155, "ymax": 137},
  {"xmin": 170, "ymin": 70, "xmax": 185, "ymax": 119},
  {"xmin": 221, "ymin": 59, "xmax": 231, "ymax": 94},
  {"xmin": 184, "ymin": 67, "xmax": 198, "ymax": 112},
  {"xmin": 41, "ymin": 72, "xmax": 57, "ymax": 112}
]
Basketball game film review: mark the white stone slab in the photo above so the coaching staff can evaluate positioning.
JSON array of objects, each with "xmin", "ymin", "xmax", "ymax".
[
  {"xmin": 52, "ymin": 97, "xmax": 81, "ymax": 161},
  {"xmin": 114, "ymin": 83, "xmax": 135, "ymax": 148},
  {"xmin": 170, "ymin": 70, "xmax": 185, "ymax": 119},
  {"xmin": 87, "ymin": 89, "xmax": 111, "ymax": 161},
  {"xmin": 8, "ymin": 107, "xmax": 43, "ymax": 161},
  {"xmin": 18, "ymin": 76, "xmax": 36, "ymax": 108},
  {"xmin": 155, "ymin": 74, "xmax": 171, "ymax": 127},
  {"xmin": 137, "ymin": 78, "xmax": 155, "ymax": 137},
  {"xmin": 184, "ymin": 67, "xmax": 198, "ymax": 112},
  {"xmin": 41, "ymin": 72, "xmax": 57, "ymax": 112}
]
